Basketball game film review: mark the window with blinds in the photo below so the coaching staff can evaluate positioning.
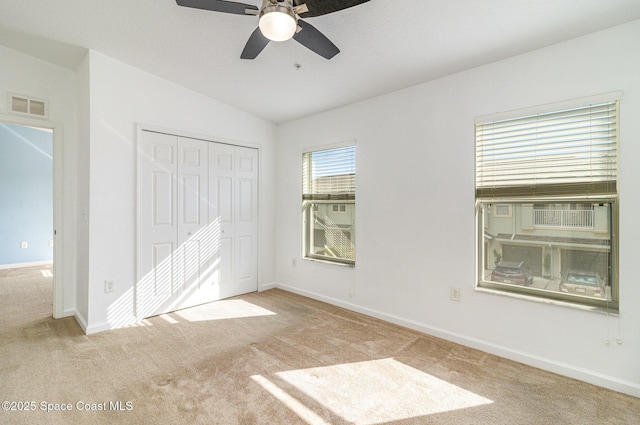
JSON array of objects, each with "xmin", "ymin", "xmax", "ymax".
[
  {"xmin": 303, "ymin": 145, "xmax": 356, "ymax": 200},
  {"xmin": 302, "ymin": 145, "xmax": 356, "ymax": 265},
  {"xmin": 475, "ymin": 97, "xmax": 619, "ymax": 311},
  {"xmin": 476, "ymin": 101, "xmax": 618, "ymax": 198}
]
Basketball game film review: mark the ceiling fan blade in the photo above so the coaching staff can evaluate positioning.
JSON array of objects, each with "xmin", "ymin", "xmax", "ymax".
[
  {"xmin": 294, "ymin": 0, "xmax": 370, "ymax": 18},
  {"xmin": 293, "ymin": 19, "xmax": 339, "ymax": 59},
  {"xmin": 241, "ymin": 28, "xmax": 270, "ymax": 59},
  {"xmin": 176, "ymin": 0, "xmax": 258, "ymax": 15}
]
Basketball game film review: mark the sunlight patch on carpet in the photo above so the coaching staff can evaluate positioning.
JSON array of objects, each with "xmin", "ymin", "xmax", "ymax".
[
  {"xmin": 173, "ymin": 299, "xmax": 276, "ymax": 322},
  {"xmin": 251, "ymin": 375, "xmax": 329, "ymax": 425},
  {"xmin": 159, "ymin": 314, "xmax": 179, "ymax": 324},
  {"xmin": 273, "ymin": 358, "xmax": 493, "ymax": 424}
]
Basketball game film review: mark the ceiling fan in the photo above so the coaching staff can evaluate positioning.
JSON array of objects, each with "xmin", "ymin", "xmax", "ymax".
[{"xmin": 176, "ymin": 0, "xmax": 370, "ymax": 59}]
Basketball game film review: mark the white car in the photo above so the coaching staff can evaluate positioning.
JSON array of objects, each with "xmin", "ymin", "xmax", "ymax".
[{"xmin": 560, "ymin": 270, "xmax": 606, "ymax": 298}]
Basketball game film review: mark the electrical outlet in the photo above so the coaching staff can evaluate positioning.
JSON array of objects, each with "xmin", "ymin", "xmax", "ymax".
[
  {"xmin": 49, "ymin": 239, "xmax": 54, "ymax": 246},
  {"xmin": 20, "ymin": 241, "xmax": 28, "ymax": 249},
  {"xmin": 450, "ymin": 287, "xmax": 461, "ymax": 302},
  {"xmin": 105, "ymin": 280, "xmax": 115, "ymax": 293}
]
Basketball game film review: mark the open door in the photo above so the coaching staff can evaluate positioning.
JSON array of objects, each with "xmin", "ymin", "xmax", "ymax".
[{"xmin": 0, "ymin": 121, "xmax": 57, "ymax": 317}]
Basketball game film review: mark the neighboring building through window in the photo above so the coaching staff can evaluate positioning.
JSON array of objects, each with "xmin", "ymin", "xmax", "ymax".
[
  {"xmin": 302, "ymin": 145, "xmax": 356, "ymax": 265},
  {"xmin": 476, "ymin": 97, "xmax": 619, "ymax": 310}
]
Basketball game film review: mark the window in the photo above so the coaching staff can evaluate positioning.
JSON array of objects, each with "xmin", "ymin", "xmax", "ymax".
[
  {"xmin": 303, "ymin": 145, "xmax": 356, "ymax": 265},
  {"xmin": 476, "ymin": 97, "xmax": 619, "ymax": 311},
  {"xmin": 332, "ymin": 204, "xmax": 347, "ymax": 213},
  {"xmin": 494, "ymin": 204, "xmax": 512, "ymax": 217}
]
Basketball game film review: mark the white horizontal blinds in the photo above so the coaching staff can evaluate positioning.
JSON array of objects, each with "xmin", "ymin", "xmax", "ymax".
[
  {"xmin": 476, "ymin": 101, "xmax": 618, "ymax": 198},
  {"xmin": 303, "ymin": 145, "xmax": 356, "ymax": 200}
]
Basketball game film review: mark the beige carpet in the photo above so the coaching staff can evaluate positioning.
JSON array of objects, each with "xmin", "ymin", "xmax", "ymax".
[{"xmin": 1, "ymin": 266, "xmax": 639, "ymax": 424}]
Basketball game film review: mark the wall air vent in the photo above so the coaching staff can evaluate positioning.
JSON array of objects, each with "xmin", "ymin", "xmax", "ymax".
[{"xmin": 8, "ymin": 93, "xmax": 48, "ymax": 119}]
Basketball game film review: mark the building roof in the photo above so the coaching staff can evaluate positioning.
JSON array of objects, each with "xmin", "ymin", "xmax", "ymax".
[{"xmin": 495, "ymin": 233, "xmax": 610, "ymax": 248}]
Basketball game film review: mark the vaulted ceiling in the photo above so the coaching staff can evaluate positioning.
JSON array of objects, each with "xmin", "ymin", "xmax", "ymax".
[{"xmin": 1, "ymin": 0, "xmax": 640, "ymax": 123}]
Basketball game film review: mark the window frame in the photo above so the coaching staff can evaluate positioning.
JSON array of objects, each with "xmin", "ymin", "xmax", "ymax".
[
  {"xmin": 302, "ymin": 143, "xmax": 356, "ymax": 266},
  {"xmin": 475, "ymin": 94, "xmax": 620, "ymax": 312},
  {"xmin": 303, "ymin": 200, "xmax": 356, "ymax": 265},
  {"xmin": 477, "ymin": 198, "xmax": 618, "ymax": 311}
]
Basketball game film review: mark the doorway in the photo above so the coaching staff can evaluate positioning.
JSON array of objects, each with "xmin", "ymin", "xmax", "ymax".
[{"xmin": 0, "ymin": 118, "xmax": 62, "ymax": 318}]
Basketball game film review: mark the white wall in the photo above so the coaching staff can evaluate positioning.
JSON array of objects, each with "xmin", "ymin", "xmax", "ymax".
[
  {"xmin": 83, "ymin": 51, "xmax": 277, "ymax": 333},
  {"xmin": 0, "ymin": 45, "xmax": 79, "ymax": 318},
  {"xmin": 274, "ymin": 20, "xmax": 640, "ymax": 396},
  {"xmin": 75, "ymin": 53, "xmax": 90, "ymax": 325}
]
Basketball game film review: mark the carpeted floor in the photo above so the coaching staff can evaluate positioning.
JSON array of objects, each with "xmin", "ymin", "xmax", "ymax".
[{"xmin": 1, "ymin": 265, "xmax": 639, "ymax": 424}]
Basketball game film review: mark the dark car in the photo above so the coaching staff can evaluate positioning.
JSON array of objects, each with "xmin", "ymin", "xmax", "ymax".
[
  {"xmin": 491, "ymin": 261, "xmax": 534, "ymax": 286},
  {"xmin": 560, "ymin": 270, "xmax": 607, "ymax": 298}
]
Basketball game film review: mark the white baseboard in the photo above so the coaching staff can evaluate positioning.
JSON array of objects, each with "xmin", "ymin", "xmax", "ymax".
[
  {"xmin": 85, "ymin": 321, "xmax": 115, "ymax": 335},
  {"xmin": 84, "ymin": 314, "xmax": 139, "ymax": 335},
  {"xmin": 59, "ymin": 308, "xmax": 76, "ymax": 319},
  {"xmin": 259, "ymin": 282, "xmax": 277, "ymax": 292},
  {"xmin": 0, "ymin": 261, "xmax": 53, "ymax": 270},
  {"xmin": 74, "ymin": 311, "xmax": 88, "ymax": 334},
  {"xmin": 272, "ymin": 282, "xmax": 640, "ymax": 398}
]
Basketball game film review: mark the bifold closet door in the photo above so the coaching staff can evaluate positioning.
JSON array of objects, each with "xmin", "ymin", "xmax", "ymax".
[
  {"xmin": 208, "ymin": 143, "xmax": 258, "ymax": 300},
  {"xmin": 174, "ymin": 136, "xmax": 209, "ymax": 307},
  {"xmin": 138, "ymin": 131, "xmax": 178, "ymax": 319},
  {"xmin": 138, "ymin": 131, "xmax": 208, "ymax": 318},
  {"xmin": 138, "ymin": 130, "xmax": 258, "ymax": 319}
]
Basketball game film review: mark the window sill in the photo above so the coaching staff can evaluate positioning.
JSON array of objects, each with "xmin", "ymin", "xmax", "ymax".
[
  {"xmin": 303, "ymin": 256, "xmax": 355, "ymax": 268},
  {"xmin": 474, "ymin": 286, "xmax": 619, "ymax": 315}
]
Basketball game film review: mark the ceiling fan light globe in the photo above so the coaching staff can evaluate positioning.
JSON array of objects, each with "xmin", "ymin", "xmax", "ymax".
[{"xmin": 259, "ymin": 8, "xmax": 296, "ymax": 42}]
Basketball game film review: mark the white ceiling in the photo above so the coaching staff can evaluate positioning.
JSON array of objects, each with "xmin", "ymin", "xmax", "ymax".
[{"xmin": 1, "ymin": 0, "xmax": 640, "ymax": 124}]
